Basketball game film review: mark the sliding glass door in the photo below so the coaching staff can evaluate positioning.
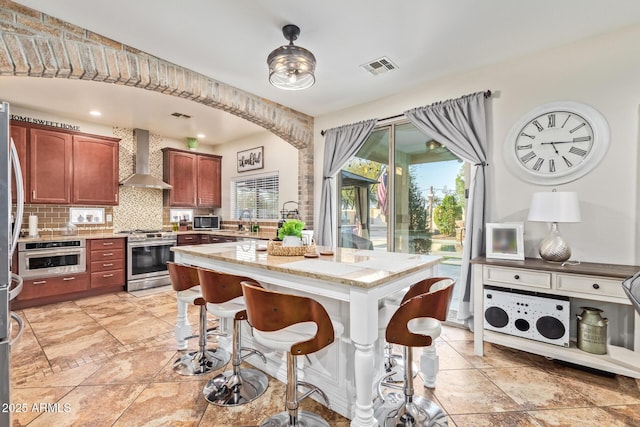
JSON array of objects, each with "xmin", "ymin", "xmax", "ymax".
[{"xmin": 339, "ymin": 121, "xmax": 467, "ymax": 320}]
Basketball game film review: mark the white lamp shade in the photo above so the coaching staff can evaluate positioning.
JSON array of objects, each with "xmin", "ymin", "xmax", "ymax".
[{"xmin": 528, "ymin": 191, "xmax": 581, "ymax": 223}]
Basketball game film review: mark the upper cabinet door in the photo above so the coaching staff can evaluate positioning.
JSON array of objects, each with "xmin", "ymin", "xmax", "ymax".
[
  {"xmin": 29, "ymin": 128, "xmax": 72, "ymax": 204},
  {"xmin": 72, "ymin": 135, "xmax": 119, "ymax": 205},
  {"xmin": 9, "ymin": 123, "xmax": 28, "ymax": 204},
  {"xmin": 164, "ymin": 150, "xmax": 197, "ymax": 207},
  {"xmin": 197, "ymin": 155, "xmax": 221, "ymax": 208}
]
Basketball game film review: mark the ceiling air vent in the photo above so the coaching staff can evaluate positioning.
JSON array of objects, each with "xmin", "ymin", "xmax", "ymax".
[
  {"xmin": 170, "ymin": 112, "xmax": 191, "ymax": 119},
  {"xmin": 360, "ymin": 56, "xmax": 398, "ymax": 76}
]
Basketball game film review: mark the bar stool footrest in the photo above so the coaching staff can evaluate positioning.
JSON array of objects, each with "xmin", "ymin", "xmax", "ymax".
[
  {"xmin": 172, "ymin": 348, "xmax": 231, "ymax": 376},
  {"xmin": 259, "ymin": 410, "xmax": 330, "ymax": 427},
  {"xmin": 203, "ymin": 368, "xmax": 269, "ymax": 406},
  {"xmin": 374, "ymin": 393, "xmax": 448, "ymax": 426}
]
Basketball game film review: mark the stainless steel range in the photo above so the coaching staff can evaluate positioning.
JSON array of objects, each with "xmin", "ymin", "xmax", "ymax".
[{"xmin": 121, "ymin": 230, "xmax": 177, "ymax": 292}]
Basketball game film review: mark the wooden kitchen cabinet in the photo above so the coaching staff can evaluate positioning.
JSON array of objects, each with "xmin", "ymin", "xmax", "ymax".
[
  {"xmin": 162, "ymin": 148, "xmax": 222, "ymax": 208},
  {"xmin": 29, "ymin": 127, "xmax": 73, "ymax": 204},
  {"xmin": 10, "ymin": 123, "xmax": 28, "ymax": 204},
  {"xmin": 72, "ymin": 135, "xmax": 119, "ymax": 205},
  {"xmin": 18, "ymin": 273, "xmax": 90, "ymax": 301},
  {"xmin": 10, "ymin": 121, "xmax": 121, "ymax": 205},
  {"xmin": 177, "ymin": 234, "xmax": 200, "ymax": 245},
  {"xmin": 89, "ymin": 238, "xmax": 126, "ymax": 289}
]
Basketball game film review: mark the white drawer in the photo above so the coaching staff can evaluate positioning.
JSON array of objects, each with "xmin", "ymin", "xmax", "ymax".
[
  {"xmin": 484, "ymin": 266, "xmax": 551, "ymax": 289},
  {"xmin": 556, "ymin": 274, "xmax": 626, "ymax": 299}
]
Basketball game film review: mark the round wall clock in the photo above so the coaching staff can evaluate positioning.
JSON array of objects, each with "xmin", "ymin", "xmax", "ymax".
[{"xmin": 503, "ymin": 101, "xmax": 610, "ymax": 185}]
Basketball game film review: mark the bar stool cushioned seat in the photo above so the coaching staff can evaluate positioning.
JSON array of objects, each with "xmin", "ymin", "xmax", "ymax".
[
  {"xmin": 167, "ymin": 262, "xmax": 230, "ymax": 376},
  {"xmin": 241, "ymin": 282, "xmax": 342, "ymax": 427},
  {"xmin": 198, "ymin": 269, "xmax": 269, "ymax": 406},
  {"xmin": 374, "ymin": 277, "xmax": 454, "ymax": 427}
]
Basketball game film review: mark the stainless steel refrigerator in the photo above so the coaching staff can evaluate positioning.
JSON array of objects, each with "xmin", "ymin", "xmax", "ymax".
[{"xmin": 0, "ymin": 102, "xmax": 25, "ymax": 427}]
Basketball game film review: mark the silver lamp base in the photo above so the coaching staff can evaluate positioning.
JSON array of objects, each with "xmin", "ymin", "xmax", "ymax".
[{"xmin": 539, "ymin": 222, "xmax": 571, "ymax": 263}]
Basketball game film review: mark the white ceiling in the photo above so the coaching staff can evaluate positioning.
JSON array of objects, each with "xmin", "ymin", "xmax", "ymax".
[{"xmin": 6, "ymin": 0, "xmax": 640, "ymax": 144}]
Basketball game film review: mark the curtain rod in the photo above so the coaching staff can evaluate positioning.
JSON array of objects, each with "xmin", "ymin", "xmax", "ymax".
[{"xmin": 320, "ymin": 90, "xmax": 492, "ymax": 136}]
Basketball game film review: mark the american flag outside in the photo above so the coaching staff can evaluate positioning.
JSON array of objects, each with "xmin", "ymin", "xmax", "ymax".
[{"xmin": 377, "ymin": 166, "xmax": 387, "ymax": 216}]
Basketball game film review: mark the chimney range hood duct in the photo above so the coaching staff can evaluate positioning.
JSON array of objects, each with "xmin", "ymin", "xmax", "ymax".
[{"xmin": 120, "ymin": 129, "xmax": 172, "ymax": 189}]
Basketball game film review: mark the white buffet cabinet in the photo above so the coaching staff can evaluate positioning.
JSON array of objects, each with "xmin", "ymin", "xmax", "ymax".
[{"xmin": 472, "ymin": 257, "xmax": 640, "ymax": 378}]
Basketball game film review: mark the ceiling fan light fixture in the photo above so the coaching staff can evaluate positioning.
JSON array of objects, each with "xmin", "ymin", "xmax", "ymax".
[{"xmin": 267, "ymin": 24, "xmax": 316, "ymax": 90}]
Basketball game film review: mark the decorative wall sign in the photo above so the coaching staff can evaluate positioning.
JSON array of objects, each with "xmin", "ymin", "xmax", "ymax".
[
  {"xmin": 237, "ymin": 146, "xmax": 264, "ymax": 172},
  {"xmin": 10, "ymin": 114, "xmax": 80, "ymax": 131}
]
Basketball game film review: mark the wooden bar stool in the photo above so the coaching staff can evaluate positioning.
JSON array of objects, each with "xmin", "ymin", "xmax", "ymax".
[
  {"xmin": 374, "ymin": 278, "xmax": 454, "ymax": 426},
  {"xmin": 198, "ymin": 269, "xmax": 269, "ymax": 406},
  {"xmin": 167, "ymin": 262, "xmax": 230, "ymax": 376},
  {"xmin": 241, "ymin": 281, "xmax": 342, "ymax": 427}
]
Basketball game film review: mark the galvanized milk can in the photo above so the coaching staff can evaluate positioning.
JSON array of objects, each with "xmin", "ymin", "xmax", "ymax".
[{"xmin": 577, "ymin": 307, "xmax": 608, "ymax": 354}]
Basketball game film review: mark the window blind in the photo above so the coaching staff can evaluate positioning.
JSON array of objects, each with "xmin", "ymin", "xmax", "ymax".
[{"xmin": 230, "ymin": 172, "xmax": 280, "ymax": 220}]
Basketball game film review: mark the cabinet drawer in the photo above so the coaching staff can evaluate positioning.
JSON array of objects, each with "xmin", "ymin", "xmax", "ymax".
[
  {"xmin": 90, "ymin": 238, "xmax": 125, "ymax": 251},
  {"xmin": 91, "ymin": 259, "xmax": 125, "ymax": 273},
  {"xmin": 91, "ymin": 248, "xmax": 124, "ymax": 261},
  {"xmin": 177, "ymin": 234, "xmax": 200, "ymax": 245},
  {"xmin": 91, "ymin": 269, "xmax": 125, "ymax": 288},
  {"xmin": 19, "ymin": 273, "xmax": 89, "ymax": 300},
  {"xmin": 484, "ymin": 266, "xmax": 551, "ymax": 289},
  {"xmin": 556, "ymin": 274, "xmax": 626, "ymax": 299},
  {"xmin": 200, "ymin": 235, "xmax": 211, "ymax": 244}
]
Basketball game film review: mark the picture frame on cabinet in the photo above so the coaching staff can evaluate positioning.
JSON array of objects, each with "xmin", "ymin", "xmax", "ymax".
[
  {"xmin": 237, "ymin": 146, "xmax": 264, "ymax": 173},
  {"xmin": 486, "ymin": 222, "xmax": 525, "ymax": 260}
]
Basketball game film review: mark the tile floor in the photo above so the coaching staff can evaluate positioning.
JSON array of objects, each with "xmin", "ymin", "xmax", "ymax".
[{"xmin": 8, "ymin": 288, "xmax": 640, "ymax": 426}]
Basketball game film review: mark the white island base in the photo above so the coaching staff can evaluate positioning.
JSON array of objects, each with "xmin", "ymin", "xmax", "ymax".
[{"xmin": 172, "ymin": 241, "xmax": 441, "ymax": 426}]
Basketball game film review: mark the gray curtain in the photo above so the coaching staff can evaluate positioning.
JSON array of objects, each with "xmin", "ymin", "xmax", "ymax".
[
  {"xmin": 317, "ymin": 119, "xmax": 377, "ymax": 246},
  {"xmin": 404, "ymin": 92, "xmax": 488, "ymax": 327}
]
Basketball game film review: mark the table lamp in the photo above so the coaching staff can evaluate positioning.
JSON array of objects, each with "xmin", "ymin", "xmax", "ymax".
[{"xmin": 527, "ymin": 190, "xmax": 581, "ymax": 262}]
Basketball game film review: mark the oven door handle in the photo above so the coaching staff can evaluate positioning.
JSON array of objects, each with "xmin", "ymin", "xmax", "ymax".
[
  {"xmin": 22, "ymin": 248, "xmax": 84, "ymax": 258},
  {"xmin": 128, "ymin": 241, "xmax": 177, "ymax": 248}
]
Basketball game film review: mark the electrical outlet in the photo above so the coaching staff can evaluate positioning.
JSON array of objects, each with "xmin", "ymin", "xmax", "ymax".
[{"xmin": 106, "ymin": 214, "xmax": 113, "ymax": 222}]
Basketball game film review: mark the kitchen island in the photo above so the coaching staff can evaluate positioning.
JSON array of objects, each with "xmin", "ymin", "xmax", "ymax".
[{"xmin": 172, "ymin": 241, "xmax": 441, "ymax": 426}]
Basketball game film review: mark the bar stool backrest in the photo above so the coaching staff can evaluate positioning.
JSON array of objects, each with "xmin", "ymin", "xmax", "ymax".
[
  {"xmin": 386, "ymin": 278, "xmax": 455, "ymax": 347},
  {"xmin": 241, "ymin": 282, "xmax": 335, "ymax": 355},
  {"xmin": 167, "ymin": 261, "xmax": 199, "ymax": 292},
  {"xmin": 399, "ymin": 277, "xmax": 455, "ymax": 305},
  {"xmin": 198, "ymin": 269, "xmax": 257, "ymax": 320}
]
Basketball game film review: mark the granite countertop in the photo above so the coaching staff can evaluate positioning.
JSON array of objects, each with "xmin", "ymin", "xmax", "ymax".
[
  {"xmin": 172, "ymin": 241, "xmax": 442, "ymax": 289},
  {"xmin": 17, "ymin": 229, "xmax": 275, "ymax": 243}
]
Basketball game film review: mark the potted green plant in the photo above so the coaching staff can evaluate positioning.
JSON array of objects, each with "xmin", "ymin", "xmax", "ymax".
[
  {"xmin": 185, "ymin": 137, "xmax": 198, "ymax": 151},
  {"xmin": 278, "ymin": 219, "xmax": 305, "ymax": 247}
]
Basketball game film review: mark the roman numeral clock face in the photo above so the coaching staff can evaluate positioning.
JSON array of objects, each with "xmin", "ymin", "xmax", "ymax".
[{"xmin": 504, "ymin": 102, "xmax": 609, "ymax": 185}]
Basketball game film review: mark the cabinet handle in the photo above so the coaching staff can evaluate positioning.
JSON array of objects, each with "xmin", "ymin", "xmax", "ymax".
[
  {"xmin": 103, "ymin": 253, "xmax": 113, "ymax": 256},
  {"xmin": 514, "ymin": 275, "xmax": 520, "ymax": 280},
  {"xmin": 63, "ymin": 277, "xmax": 75, "ymax": 281},
  {"xmin": 102, "ymin": 242, "xmax": 114, "ymax": 246},
  {"xmin": 103, "ymin": 274, "xmax": 114, "ymax": 278},
  {"xmin": 33, "ymin": 280, "xmax": 46, "ymax": 285},
  {"xmin": 593, "ymin": 283, "xmax": 600, "ymax": 289},
  {"xmin": 103, "ymin": 263, "xmax": 114, "ymax": 267},
  {"xmin": 115, "ymin": 193, "xmax": 118, "ymax": 203},
  {"xmin": 32, "ymin": 190, "xmax": 35, "ymax": 199}
]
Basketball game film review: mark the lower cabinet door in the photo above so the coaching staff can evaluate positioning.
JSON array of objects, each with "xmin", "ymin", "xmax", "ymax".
[
  {"xmin": 90, "ymin": 269, "xmax": 125, "ymax": 288},
  {"xmin": 19, "ymin": 273, "xmax": 90, "ymax": 300}
]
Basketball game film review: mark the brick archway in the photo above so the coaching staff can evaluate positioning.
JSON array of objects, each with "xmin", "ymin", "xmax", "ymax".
[{"xmin": 0, "ymin": 2, "xmax": 314, "ymax": 225}]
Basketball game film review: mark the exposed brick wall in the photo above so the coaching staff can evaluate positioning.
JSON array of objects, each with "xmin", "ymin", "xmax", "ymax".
[{"xmin": 0, "ymin": 1, "xmax": 314, "ymax": 226}]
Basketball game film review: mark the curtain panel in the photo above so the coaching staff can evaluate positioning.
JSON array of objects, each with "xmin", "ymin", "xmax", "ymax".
[
  {"xmin": 317, "ymin": 119, "xmax": 377, "ymax": 246},
  {"xmin": 404, "ymin": 92, "xmax": 488, "ymax": 327}
]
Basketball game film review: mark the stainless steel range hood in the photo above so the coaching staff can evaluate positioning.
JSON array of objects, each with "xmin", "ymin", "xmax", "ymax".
[{"xmin": 119, "ymin": 129, "xmax": 172, "ymax": 189}]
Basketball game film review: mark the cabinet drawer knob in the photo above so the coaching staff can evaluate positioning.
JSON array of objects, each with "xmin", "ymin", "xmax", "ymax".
[
  {"xmin": 33, "ymin": 280, "xmax": 46, "ymax": 285},
  {"xmin": 103, "ymin": 263, "xmax": 114, "ymax": 267},
  {"xmin": 103, "ymin": 253, "xmax": 113, "ymax": 256},
  {"xmin": 102, "ymin": 242, "xmax": 114, "ymax": 246},
  {"xmin": 63, "ymin": 277, "xmax": 75, "ymax": 281},
  {"xmin": 514, "ymin": 275, "xmax": 520, "ymax": 280},
  {"xmin": 593, "ymin": 283, "xmax": 600, "ymax": 289},
  {"xmin": 103, "ymin": 274, "xmax": 114, "ymax": 278}
]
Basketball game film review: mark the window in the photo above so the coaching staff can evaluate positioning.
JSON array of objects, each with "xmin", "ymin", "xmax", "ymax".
[{"xmin": 231, "ymin": 172, "xmax": 280, "ymax": 220}]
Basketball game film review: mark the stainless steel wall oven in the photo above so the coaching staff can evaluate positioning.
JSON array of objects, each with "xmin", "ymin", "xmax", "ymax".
[{"xmin": 18, "ymin": 240, "xmax": 86, "ymax": 279}]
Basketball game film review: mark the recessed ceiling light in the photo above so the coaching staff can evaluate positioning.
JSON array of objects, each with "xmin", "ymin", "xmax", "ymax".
[
  {"xmin": 197, "ymin": 133, "xmax": 205, "ymax": 138},
  {"xmin": 89, "ymin": 110, "xmax": 102, "ymax": 116}
]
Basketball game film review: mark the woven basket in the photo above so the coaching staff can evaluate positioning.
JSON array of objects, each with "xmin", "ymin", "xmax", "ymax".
[{"xmin": 267, "ymin": 240, "xmax": 316, "ymax": 256}]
